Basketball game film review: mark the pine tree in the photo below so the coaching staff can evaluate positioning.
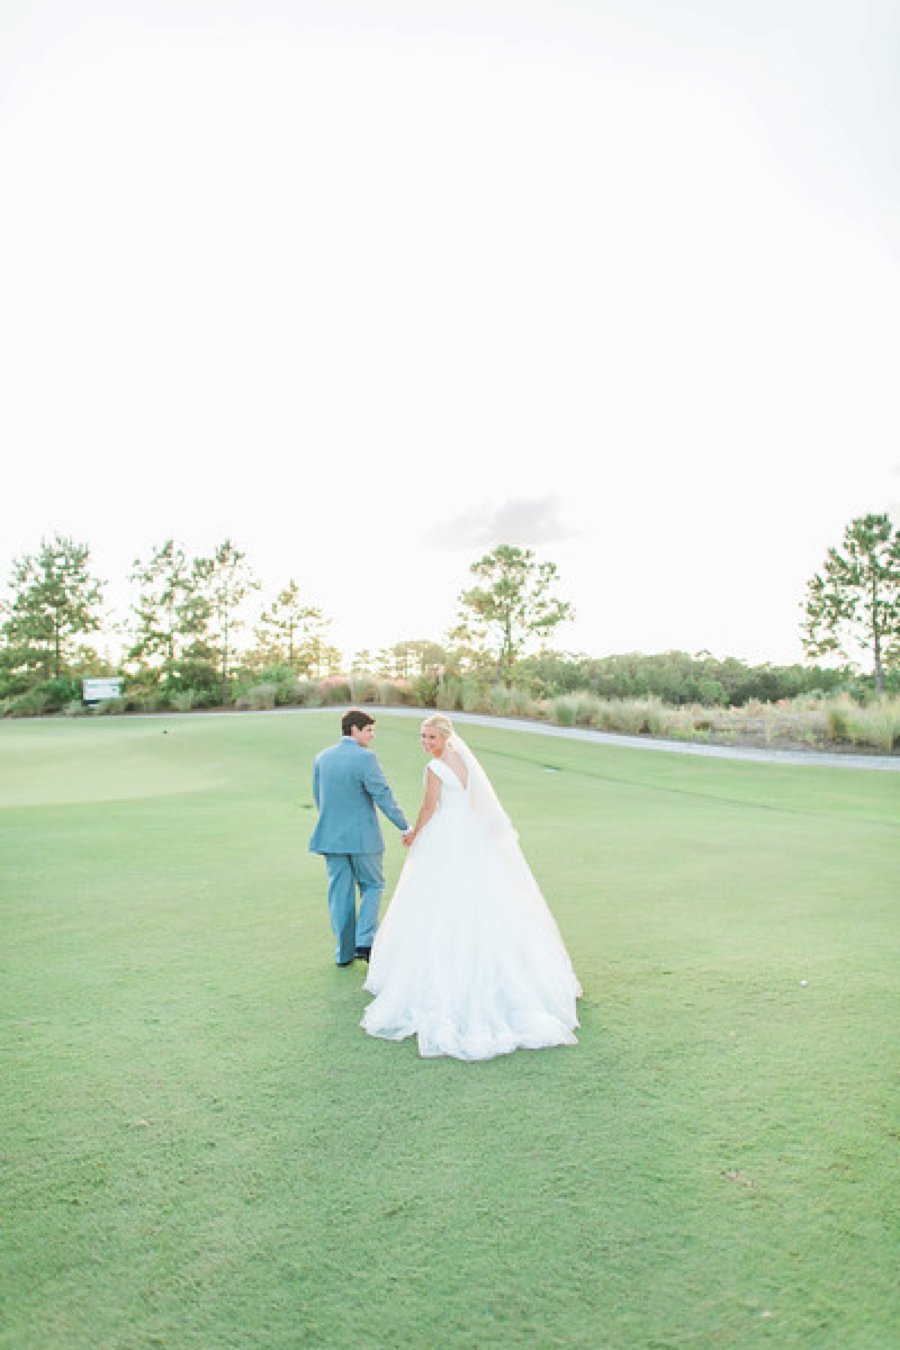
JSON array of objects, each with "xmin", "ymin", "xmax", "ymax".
[{"xmin": 802, "ymin": 514, "xmax": 900, "ymax": 692}]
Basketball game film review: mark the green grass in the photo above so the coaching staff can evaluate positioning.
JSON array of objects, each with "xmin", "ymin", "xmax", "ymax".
[{"xmin": 2, "ymin": 712, "xmax": 898, "ymax": 1349}]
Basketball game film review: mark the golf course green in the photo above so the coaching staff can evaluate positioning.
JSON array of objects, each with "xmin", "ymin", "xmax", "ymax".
[{"xmin": 2, "ymin": 711, "xmax": 897, "ymax": 1348}]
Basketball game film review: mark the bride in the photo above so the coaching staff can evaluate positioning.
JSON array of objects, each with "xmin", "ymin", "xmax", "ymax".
[{"xmin": 361, "ymin": 714, "xmax": 582, "ymax": 1061}]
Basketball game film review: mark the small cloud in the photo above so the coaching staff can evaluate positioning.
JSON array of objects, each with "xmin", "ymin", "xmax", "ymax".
[{"xmin": 426, "ymin": 495, "xmax": 581, "ymax": 550}]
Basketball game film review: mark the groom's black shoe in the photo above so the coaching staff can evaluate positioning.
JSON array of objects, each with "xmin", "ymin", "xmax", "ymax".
[
  {"xmin": 337, "ymin": 957, "xmax": 355, "ymax": 967},
  {"xmin": 355, "ymin": 947, "xmax": 371, "ymax": 963}
]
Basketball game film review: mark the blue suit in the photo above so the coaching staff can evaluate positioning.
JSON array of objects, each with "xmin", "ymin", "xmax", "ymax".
[{"xmin": 309, "ymin": 738, "xmax": 410, "ymax": 964}]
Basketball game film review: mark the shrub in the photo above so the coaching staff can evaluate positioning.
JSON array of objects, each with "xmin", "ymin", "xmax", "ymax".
[
  {"xmin": 1, "ymin": 676, "xmax": 82, "ymax": 717},
  {"xmin": 486, "ymin": 685, "xmax": 539, "ymax": 719},
  {"xmin": 284, "ymin": 679, "xmax": 319, "ymax": 706},
  {"xmin": 349, "ymin": 675, "xmax": 379, "ymax": 704},
  {"xmin": 463, "ymin": 677, "xmax": 494, "ymax": 713},
  {"xmin": 316, "ymin": 676, "xmax": 352, "ymax": 705},
  {"xmin": 825, "ymin": 699, "xmax": 853, "ymax": 743},
  {"xmin": 233, "ymin": 665, "xmax": 317, "ymax": 708},
  {"xmin": 695, "ymin": 678, "xmax": 728, "ymax": 706},
  {"xmin": 91, "ymin": 697, "xmax": 128, "ymax": 716},
  {"xmin": 551, "ymin": 696, "xmax": 577, "ymax": 727},
  {"xmin": 845, "ymin": 699, "xmax": 900, "ymax": 752},
  {"xmin": 411, "ymin": 672, "xmax": 440, "ymax": 706},
  {"xmin": 574, "ymin": 694, "xmax": 605, "ymax": 726},
  {"xmin": 3, "ymin": 687, "xmax": 54, "ymax": 717},
  {"xmin": 129, "ymin": 688, "xmax": 173, "ymax": 713},
  {"xmin": 375, "ymin": 680, "xmax": 412, "ymax": 706},
  {"xmin": 436, "ymin": 674, "xmax": 463, "ymax": 710},
  {"xmin": 235, "ymin": 683, "xmax": 278, "ymax": 711},
  {"xmin": 601, "ymin": 697, "xmax": 666, "ymax": 737},
  {"xmin": 168, "ymin": 688, "xmax": 219, "ymax": 713},
  {"xmin": 549, "ymin": 692, "xmax": 601, "ymax": 727}
]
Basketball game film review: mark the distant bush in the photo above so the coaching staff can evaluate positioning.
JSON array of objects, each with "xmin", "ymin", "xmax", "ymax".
[
  {"xmin": 845, "ymin": 699, "xmax": 900, "ymax": 752},
  {"xmin": 316, "ymin": 677, "xmax": 352, "ymax": 705},
  {"xmin": 550, "ymin": 692, "xmax": 601, "ymax": 726},
  {"xmin": 233, "ymin": 664, "xmax": 310, "ymax": 708},
  {"xmin": 3, "ymin": 688, "xmax": 54, "ymax": 717},
  {"xmin": 825, "ymin": 698, "xmax": 853, "ymax": 743},
  {"xmin": 168, "ymin": 688, "xmax": 219, "ymax": 713},
  {"xmin": 91, "ymin": 697, "xmax": 128, "ymax": 716},
  {"xmin": 375, "ymin": 679, "xmax": 413, "ymax": 705},
  {"xmin": 485, "ymin": 685, "xmax": 540, "ymax": 719},
  {"xmin": 595, "ymin": 697, "xmax": 667, "ymax": 737},
  {"xmin": 551, "ymin": 697, "xmax": 576, "ymax": 727},
  {"xmin": 435, "ymin": 673, "xmax": 463, "ymax": 710},
  {"xmin": 433, "ymin": 674, "xmax": 491, "ymax": 714},
  {"xmin": 1, "ymin": 677, "xmax": 81, "ymax": 717},
  {"xmin": 532, "ymin": 691, "xmax": 899, "ymax": 754},
  {"xmin": 544, "ymin": 692, "xmax": 673, "ymax": 736},
  {"xmin": 460, "ymin": 678, "xmax": 492, "ymax": 714},
  {"xmin": 349, "ymin": 675, "xmax": 379, "ymax": 704},
  {"xmin": 133, "ymin": 689, "xmax": 174, "ymax": 713},
  {"xmin": 410, "ymin": 672, "xmax": 440, "ymax": 706},
  {"xmin": 235, "ymin": 682, "xmax": 278, "ymax": 711},
  {"xmin": 519, "ymin": 650, "xmax": 854, "ymax": 706},
  {"xmin": 285, "ymin": 679, "xmax": 320, "ymax": 706}
]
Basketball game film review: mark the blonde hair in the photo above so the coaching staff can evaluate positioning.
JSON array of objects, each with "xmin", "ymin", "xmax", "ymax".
[{"xmin": 421, "ymin": 713, "xmax": 454, "ymax": 740}]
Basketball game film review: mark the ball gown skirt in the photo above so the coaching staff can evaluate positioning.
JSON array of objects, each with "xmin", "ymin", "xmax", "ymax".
[{"xmin": 361, "ymin": 762, "xmax": 582, "ymax": 1061}]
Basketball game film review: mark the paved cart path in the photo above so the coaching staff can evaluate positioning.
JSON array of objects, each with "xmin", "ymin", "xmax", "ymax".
[{"xmin": 160, "ymin": 705, "xmax": 899, "ymax": 771}]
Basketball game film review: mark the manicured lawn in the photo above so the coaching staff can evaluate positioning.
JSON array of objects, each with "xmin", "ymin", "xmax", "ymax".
[{"xmin": 2, "ymin": 711, "xmax": 898, "ymax": 1349}]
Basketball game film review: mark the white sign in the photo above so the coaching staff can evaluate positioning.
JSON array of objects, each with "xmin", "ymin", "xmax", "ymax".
[{"xmin": 82, "ymin": 678, "xmax": 124, "ymax": 703}]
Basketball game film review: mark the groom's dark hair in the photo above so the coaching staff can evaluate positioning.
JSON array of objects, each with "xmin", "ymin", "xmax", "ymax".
[{"xmin": 342, "ymin": 708, "xmax": 375, "ymax": 736}]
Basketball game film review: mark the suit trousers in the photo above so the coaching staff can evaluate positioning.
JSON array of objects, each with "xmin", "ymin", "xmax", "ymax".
[{"xmin": 324, "ymin": 852, "xmax": 385, "ymax": 964}]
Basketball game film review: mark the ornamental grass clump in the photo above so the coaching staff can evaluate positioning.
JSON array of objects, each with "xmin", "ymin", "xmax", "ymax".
[
  {"xmin": 315, "ymin": 676, "xmax": 352, "ymax": 705},
  {"xmin": 349, "ymin": 674, "xmax": 379, "ymax": 704},
  {"xmin": 284, "ymin": 678, "xmax": 319, "ymax": 706},
  {"xmin": 235, "ymin": 682, "xmax": 278, "ymax": 711},
  {"xmin": 460, "ymin": 677, "xmax": 489, "ymax": 713},
  {"xmin": 663, "ymin": 704, "xmax": 699, "ymax": 740},
  {"xmin": 596, "ymin": 697, "xmax": 667, "ymax": 737},
  {"xmin": 559, "ymin": 692, "xmax": 604, "ymax": 726},
  {"xmin": 91, "ymin": 697, "xmax": 128, "ymax": 715},
  {"xmin": 375, "ymin": 679, "xmax": 413, "ymax": 705},
  {"xmin": 845, "ymin": 698, "xmax": 900, "ymax": 752},
  {"xmin": 550, "ymin": 694, "xmax": 578, "ymax": 726},
  {"xmin": 825, "ymin": 697, "xmax": 854, "ymax": 743},
  {"xmin": 3, "ymin": 689, "xmax": 51, "ymax": 717},
  {"xmin": 487, "ymin": 685, "xmax": 540, "ymax": 718},
  {"xmin": 170, "ymin": 689, "xmax": 199, "ymax": 712},
  {"xmin": 436, "ymin": 673, "xmax": 463, "ymax": 710}
]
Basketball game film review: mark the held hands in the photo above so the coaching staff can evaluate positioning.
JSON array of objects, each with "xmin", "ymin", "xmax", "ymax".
[{"xmin": 402, "ymin": 828, "xmax": 415, "ymax": 848}]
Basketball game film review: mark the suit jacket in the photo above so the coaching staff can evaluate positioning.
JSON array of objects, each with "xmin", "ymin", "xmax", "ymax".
[{"xmin": 308, "ymin": 737, "xmax": 409, "ymax": 856}]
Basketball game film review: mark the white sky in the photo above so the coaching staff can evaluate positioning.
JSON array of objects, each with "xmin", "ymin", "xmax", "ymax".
[{"xmin": 2, "ymin": 0, "xmax": 898, "ymax": 667}]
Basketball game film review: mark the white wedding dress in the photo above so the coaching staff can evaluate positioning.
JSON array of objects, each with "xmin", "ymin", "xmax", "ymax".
[{"xmin": 362, "ymin": 751, "xmax": 582, "ymax": 1061}]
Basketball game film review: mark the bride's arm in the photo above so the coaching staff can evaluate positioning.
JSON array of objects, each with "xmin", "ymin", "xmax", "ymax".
[{"xmin": 404, "ymin": 766, "xmax": 442, "ymax": 846}]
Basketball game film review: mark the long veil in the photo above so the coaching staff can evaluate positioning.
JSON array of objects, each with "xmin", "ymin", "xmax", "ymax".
[
  {"xmin": 449, "ymin": 729, "xmax": 579, "ymax": 986},
  {"xmin": 448, "ymin": 732, "xmax": 517, "ymax": 839}
]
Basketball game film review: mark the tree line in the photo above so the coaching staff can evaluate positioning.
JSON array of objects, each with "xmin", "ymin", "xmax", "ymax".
[{"xmin": 1, "ymin": 517, "xmax": 897, "ymax": 717}]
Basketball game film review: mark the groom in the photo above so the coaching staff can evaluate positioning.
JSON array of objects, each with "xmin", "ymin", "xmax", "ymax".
[{"xmin": 309, "ymin": 709, "xmax": 411, "ymax": 966}]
